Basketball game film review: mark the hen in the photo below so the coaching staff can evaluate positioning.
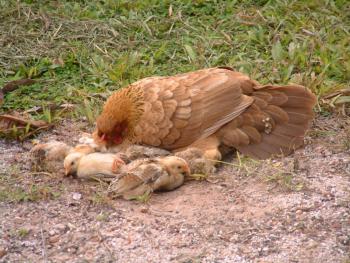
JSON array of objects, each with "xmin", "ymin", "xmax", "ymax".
[{"xmin": 94, "ymin": 67, "xmax": 316, "ymax": 160}]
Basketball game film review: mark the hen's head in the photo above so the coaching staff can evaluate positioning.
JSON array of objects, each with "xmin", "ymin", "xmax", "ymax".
[{"xmin": 93, "ymin": 86, "xmax": 144, "ymax": 147}]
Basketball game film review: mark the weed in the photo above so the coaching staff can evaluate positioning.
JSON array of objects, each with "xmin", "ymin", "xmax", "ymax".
[
  {"xmin": 266, "ymin": 172, "xmax": 304, "ymax": 192},
  {"xmin": 0, "ymin": 168, "xmax": 63, "ymax": 203},
  {"xmin": 17, "ymin": 228, "xmax": 30, "ymax": 238},
  {"xmin": 96, "ymin": 212, "xmax": 109, "ymax": 222},
  {"xmin": 0, "ymin": 0, "xmax": 349, "ymax": 121}
]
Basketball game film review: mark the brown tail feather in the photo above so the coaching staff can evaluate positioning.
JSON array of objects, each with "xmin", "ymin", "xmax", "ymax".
[{"xmin": 219, "ymin": 84, "xmax": 316, "ymax": 159}]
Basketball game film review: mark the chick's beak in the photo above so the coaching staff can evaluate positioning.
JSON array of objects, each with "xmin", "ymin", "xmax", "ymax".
[
  {"xmin": 65, "ymin": 167, "xmax": 77, "ymax": 178},
  {"xmin": 183, "ymin": 165, "xmax": 191, "ymax": 177}
]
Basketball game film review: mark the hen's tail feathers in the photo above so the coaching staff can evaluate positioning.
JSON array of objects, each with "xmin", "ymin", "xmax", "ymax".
[{"xmin": 219, "ymin": 84, "xmax": 317, "ymax": 159}]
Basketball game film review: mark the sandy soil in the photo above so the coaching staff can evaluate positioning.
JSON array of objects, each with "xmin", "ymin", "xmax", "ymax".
[{"xmin": 0, "ymin": 115, "xmax": 349, "ymax": 263}]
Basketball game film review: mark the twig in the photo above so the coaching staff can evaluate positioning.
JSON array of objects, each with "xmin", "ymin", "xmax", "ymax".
[
  {"xmin": 29, "ymin": 171, "xmax": 55, "ymax": 178},
  {"xmin": 97, "ymin": 230, "xmax": 116, "ymax": 261},
  {"xmin": 40, "ymin": 218, "xmax": 48, "ymax": 263}
]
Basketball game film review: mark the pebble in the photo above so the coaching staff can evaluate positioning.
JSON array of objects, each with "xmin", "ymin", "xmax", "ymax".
[
  {"xmin": 55, "ymin": 224, "xmax": 68, "ymax": 233},
  {"xmin": 139, "ymin": 207, "xmax": 148, "ymax": 213},
  {"xmin": 49, "ymin": 235, "xmax": 60, "ymax": 244},
  {"xmin": 338, "ymin": 235, "xmax": 350, "ymax": 245},
  {"xmin": 306, "ymin": 240, "xmax": 318, "ymax": 249},
  {"xmin": 0, "ymin": 247, "xmax": 6, "ymax": 258},
  {"xmin": 72, "ymin": 192, "xmax": 82, "ymax": 200}
]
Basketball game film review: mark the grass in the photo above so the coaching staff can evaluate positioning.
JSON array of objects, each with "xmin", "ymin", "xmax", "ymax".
[
  {"xmin": 17, "ymin": 228, "xmax": 30, "ymax": 238},
  {"xmin": 0, "ymin": 166, "xmax": 63, "ymax": 202},
  {"xmin": 220, "ymin": 152, "xmax": 305, "ymax": 192},
  {"xmin": 0, "ymin": 0, "xmax": 349, "ymax": 120}
]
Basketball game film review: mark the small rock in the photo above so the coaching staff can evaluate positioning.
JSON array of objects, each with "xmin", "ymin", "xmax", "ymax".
[
  {"xmin": 49, "ymin": 230, "xmax": 56, "ymax": 236},
  {"xmin": 140, "ymin": 207, "xmax": 148, "ymax": 213},
  {"xmin": 55, "ymin": 224, "xmax": 68, "ymax": 233},
  {"xmin": 338, "ymin": 235, "xmax": 350, "ymax": 245},
  {"xmin": 49, "ymin": 235, "xmax": 60, "ymax": 244},
  {"xmin": 72, "ymin": 192, "xmax": 82, "ymax": 200},
  {"xmin": 306, "ymin": 239, "xmax": 318, "ymax": 249},
  {"xmin": 67, "ymin": 223, "xmax": 76, "ymax": 230},
  {"xmin": 0, "ymin": 247, "xmax": 6, "ymax": 258}
]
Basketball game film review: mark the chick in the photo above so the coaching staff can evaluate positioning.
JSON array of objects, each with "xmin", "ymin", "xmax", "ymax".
[
  {"xmin": 175, "ymin": 147, "xmax": 217, "ymax": 178},
  {"xmin": 105, "ymin": 144, "xmax": 171, "ymax": 164},
  {"xmin": 108, "ymin": 156, "xmax": 190, "ymax": 200},
  {"xmin": 78, "ymin": 132, "xmax": 104, "ymax": 152},
  {"xmin": 30, "ymin": 141, "xmax": 72, "ymax": 173},
  {"xmin": 30, "ymin": 141, "xmax": 71, "ymax": 161},
  {"xmin": 123, "ymin": 145, "xmax": 170, "ymax": 162},
  {"xmin": 68, "ymin": 144, "xmax": 96, "ymax": 155},
  {"xmin": 64, "ymin": 152, "xmax": 125, "ymax": 180}
]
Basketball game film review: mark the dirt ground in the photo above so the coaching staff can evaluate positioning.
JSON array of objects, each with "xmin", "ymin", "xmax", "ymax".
[{"xmin": 0, "ymin": 115, "xmax": 349, "ymax": 263}]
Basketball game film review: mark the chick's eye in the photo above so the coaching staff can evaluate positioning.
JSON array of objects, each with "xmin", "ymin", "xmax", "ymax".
[{"xmin": 71, "ymin": 161, "xmax": 75, "ymax": 165}]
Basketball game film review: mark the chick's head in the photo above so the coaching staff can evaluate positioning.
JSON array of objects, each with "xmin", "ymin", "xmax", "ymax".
[
  {"xmin": 63, "ymin": 152, "xmax": 83, "ymax": 177},
  {"xmin": 160, "ymin": 156, "xmax": 191, "ymax": 177}
]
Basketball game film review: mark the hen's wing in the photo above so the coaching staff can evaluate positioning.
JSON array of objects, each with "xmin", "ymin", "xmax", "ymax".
[{"xmin": 133, "ymin": 68, "xmax": 254, "ymax": 149}]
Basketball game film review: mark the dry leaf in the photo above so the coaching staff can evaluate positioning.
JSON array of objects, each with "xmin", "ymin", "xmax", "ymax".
[
  {"xmin": 0, "ymin": 90, "xmax": 3, "ymax": 106},
  {"xmin": 2, "ymin": 78, "xmax": 36, "ymax": 94},
  {"xmin": 1, "ymin": 78, "xmax": 36, "ymax": 106},
  {"xmin": 0, "ymin": 114, "xmax": 50, "ymax": 140}
]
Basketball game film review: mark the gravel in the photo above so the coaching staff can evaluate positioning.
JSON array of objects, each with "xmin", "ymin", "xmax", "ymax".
[{"xmin": 0, "ymin": 115, "xmax": 349, "ymax": 262}]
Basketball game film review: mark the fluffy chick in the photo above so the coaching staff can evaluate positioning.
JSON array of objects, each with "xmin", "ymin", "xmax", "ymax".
[
  {"xmin": 78, "ymin": 132, "xmax": 108, "ymax": 152},
  {"xmin": 64, "ymin": 152, "xmax": 125, "ymax": 180},
  {"xmin": 123, "ymin": 145, "xmax": 170, "ymax": 163},
  {"xmin": 30, "ymin": 141, "xmax": 71, "ymax": 161},
  {"xmin": 108, "ymin": 156, "xmax": 190, "ymax": 200},
  {"xmin": 30, "ymin": 141, "xmax": 72, "ymax": 173},
  {"xmin": 175, "ymin": 147, "xmax": 216, "ymax": 177},
  {"xmin": 69, "ymin": 144, "xmax": 96, "ymax": 155}
]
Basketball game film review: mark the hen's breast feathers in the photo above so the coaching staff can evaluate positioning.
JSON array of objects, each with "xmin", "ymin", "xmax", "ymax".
[{"xmin": 133, "ymin": 68, "xmax": 255, "ymax": 149}]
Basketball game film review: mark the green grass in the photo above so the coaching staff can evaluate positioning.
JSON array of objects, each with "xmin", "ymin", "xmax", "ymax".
[
  {"xmin": 0, "ymin": 166, "xmax": 63, "ymax": 203},
  {"xmin": 0, "ymin": 0, "xmax": 349, "ymax": 118}
]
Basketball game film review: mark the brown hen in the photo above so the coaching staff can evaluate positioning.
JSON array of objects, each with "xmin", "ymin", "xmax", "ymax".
[{"xmin": 94, "ymin": 67, "xmax": 316, "ymax": 160}]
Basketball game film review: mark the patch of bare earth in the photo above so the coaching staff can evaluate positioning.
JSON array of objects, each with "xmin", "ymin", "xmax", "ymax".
[{"xmin": 0, "ymin": 115, "xmax": 349, "ymax": 263}]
